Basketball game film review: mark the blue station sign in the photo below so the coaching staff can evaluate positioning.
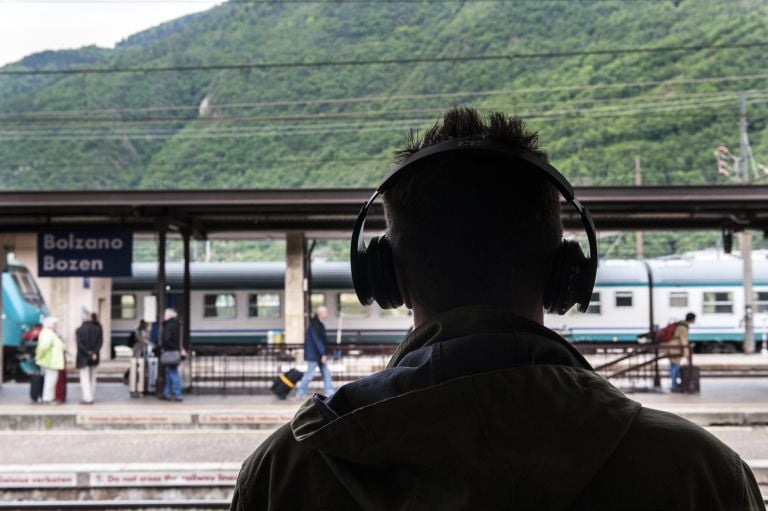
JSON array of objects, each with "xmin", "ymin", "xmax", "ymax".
[{"xmin": 38, "ymin": 230, "xmax": 133, "ymax": 277}]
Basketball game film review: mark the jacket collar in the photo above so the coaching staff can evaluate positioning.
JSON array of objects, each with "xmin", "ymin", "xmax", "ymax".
[{"xmin": 387, "ymin": 304, "xmax": 592, "ymax": 370}]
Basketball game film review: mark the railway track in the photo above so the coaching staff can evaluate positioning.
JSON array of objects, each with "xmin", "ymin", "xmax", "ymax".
[
  {"xmin": 0, "ymin": 500, "xmax": 230, "ymax": 510},
  {"xmin": 3, "ymin": 496, "xmax": 768, "ymax": 509}
]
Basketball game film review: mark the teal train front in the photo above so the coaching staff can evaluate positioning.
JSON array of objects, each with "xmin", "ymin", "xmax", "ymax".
[{"xmin": 2, "ymin": 262, "xmax": 48, "ymax": 379}]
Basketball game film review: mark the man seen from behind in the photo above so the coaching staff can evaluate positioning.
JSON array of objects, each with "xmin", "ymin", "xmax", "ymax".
[
  {"xmin": 231, "ymin": 107, "xmax": 763, "ymax": 510},
  {"xmin": 295, "ymin": 305, "xmax": 335, "ymax": 399},
  {"xmin": 666, "ymin": 312, "xmax": 695, "ymax": 392}
]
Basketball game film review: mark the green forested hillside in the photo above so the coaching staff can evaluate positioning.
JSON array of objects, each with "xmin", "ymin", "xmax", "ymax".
[{"xmin": 1, "ymin": 0, "xmax": 766, "ymax": 258}]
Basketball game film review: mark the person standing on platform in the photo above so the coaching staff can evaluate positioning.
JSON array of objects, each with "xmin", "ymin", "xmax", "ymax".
[
  {"xmin": 161, "ymin": 308, "xmax": 184, "ymax": 401},
  {"xmin": 666, "ymin": 312, "xmax": 695, "ymax": 392},
  {"xmin": 129, "ymin": 320, "xmax": 150, "ymax": 398},
  {"xmin": 35, "ymin": 316, "xmax": 65, "ymax": 404},
  {"xmin": 76, "ymin": 309, "xmax": 103, "ymax": 405},
  {"xmin": 295, "ymin": 305, "xmax": 334, "ymax": 399},
  {"xmin": 232, "ymin": 107, "xmax": 763, "ymax": 510}
]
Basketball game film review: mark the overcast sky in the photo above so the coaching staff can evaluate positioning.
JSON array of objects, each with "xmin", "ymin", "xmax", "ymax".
[{"xmin": 0, "ymin": 0, "xmax": 224, "ymax": 67}]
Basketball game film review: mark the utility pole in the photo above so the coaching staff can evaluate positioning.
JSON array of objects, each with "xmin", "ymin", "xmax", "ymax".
[
  {"xmin": 739, "ymin": 94, "xmax": 755, "ymax": 354},
  {"xmin": 715, "ymin": 95, "xmax": 767, "ymax": 352},
  {"xmin": 634, "ymin": 156, "xmax": 644, "ymax": 259}
]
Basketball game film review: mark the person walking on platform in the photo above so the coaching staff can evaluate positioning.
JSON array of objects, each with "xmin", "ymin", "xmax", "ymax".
[
  {"xmin": 295, "ymin": 305, "xmax": 334, "ymax": 399},
  {"xmin": 35, "ymin": 317, "xmax": 65, "ymax": 404},
  {"xmin": 76, "ymin": 309, "xmax": 103, "ymax": 405},
  {"xmin": 160, "ymin": 308, "xmax": 184, "ymax": 401},
  {"xmin": 129, "ymin": 320, "xmax": 150, "ymax": 398},
  {"xmin": 665, "ymin": 312, "xmax": 695, "ymax": 392},
  {"xmin": 231, "ymin": 107, "xmax": 764, "ymax": 510}
]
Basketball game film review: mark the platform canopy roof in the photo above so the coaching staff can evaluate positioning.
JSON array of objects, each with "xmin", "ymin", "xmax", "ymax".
[{"xmin": 0, "ymin": 186, "xmax": 765, "ymax": 238}]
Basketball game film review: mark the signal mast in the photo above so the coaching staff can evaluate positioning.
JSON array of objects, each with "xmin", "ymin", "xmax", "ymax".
[{"xmin": 714, "ymin": 94, "xmax": 767, "ymax": 353}]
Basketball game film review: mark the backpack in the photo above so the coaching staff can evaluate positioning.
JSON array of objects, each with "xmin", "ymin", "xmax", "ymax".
[
  {"xmin": 127, "ymin": 330, "xmax": 136, "ymax": 348},
  {"xmin": 657, "ymin": 322, "xmax": 679, "ymax": 343}
]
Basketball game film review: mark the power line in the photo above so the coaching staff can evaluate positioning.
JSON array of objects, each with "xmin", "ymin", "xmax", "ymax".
[
  {"xmin": 3, "ymin": 89, "xmax": 765, "ymax": 130},
  {"xmin": 3, "ymin": 86, "xmax": 762, "ymax": 139},
  {"xmin": 4, "ymin": 72, "xmax": 768, "ymax": 120},
  {"xmin": 2, "ymin": 40, "xmax": 767, "ymax": 76},
  {"xmin": 0, "ymin": 0, "xmax": 684, "ymax": 3},
  {"xmin": 4, "ymin": 72, "xmax": 768, "ymax": 121},
  {"xmin": 0, "ymin": 103, "xmax": 744, "ymax": 142},
  {"xmin": 0, "ymin": 95, "xmax": 750, "ymax": 136}
]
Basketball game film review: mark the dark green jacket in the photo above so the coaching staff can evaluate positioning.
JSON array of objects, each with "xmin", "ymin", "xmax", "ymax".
[{"xmin": 231, "ymin": 306, "xmax": 764, "ymax": 511}]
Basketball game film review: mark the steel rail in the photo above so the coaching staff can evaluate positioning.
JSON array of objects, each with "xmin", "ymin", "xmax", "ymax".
[{"xmin": 0, "ymin": 499, "xmax": 230, "ymax": 510}]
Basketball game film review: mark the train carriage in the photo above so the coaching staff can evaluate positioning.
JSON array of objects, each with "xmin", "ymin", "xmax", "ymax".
[
  {"xmin": 544, "ymin": 260, "xmax": 651, "ymax": 342},
  {"xmin": 111, "ymin": 262, "xmax": 413, "ymax": 347},
  {"xmin": 111, "ymin": 255, "xmax": 768, "ymax": 352},
  {"xmin": 649, "ymin": 258, "xmax": 768, "ymax": 348}
]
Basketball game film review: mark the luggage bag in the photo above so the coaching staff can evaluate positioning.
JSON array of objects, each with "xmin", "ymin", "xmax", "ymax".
[
  {"xmin": 146, "ymin": 356, "xmax": 158, "ymax": 393},
  {"xmin": 55, "ymin": 368, "xmax": 67, "ymax": 402},
  {"xmin": 681, "ymin": 365, "xmax": 700, "ymax": 394},
  {"xmin": 30, "ymin": 373, "xmax": 44, "ymax": 403},
  {"xmin": 270, "ymin": 368, "xmax": 303, "ymax": 400}
]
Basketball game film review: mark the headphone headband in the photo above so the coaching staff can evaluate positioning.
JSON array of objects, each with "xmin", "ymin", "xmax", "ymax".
[
  {"xmin": 379, "ymin": 138, "xmax": 574, "ymax": 200},
  {"xmin": 351, "ymin": 137, "xmax": 599, "ymax": 313}
]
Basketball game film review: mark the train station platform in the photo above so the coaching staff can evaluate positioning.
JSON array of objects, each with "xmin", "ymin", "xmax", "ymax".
[
  {"xmin": 3, "ymin": 352, "xmax": 768, "ymax": 428},
  {"xmin": 1, "ymin": 375, "xmax": 768, "ymax": 502}
]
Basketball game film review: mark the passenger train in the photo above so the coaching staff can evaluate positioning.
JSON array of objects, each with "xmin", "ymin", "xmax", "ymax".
[
  {"xmin": 111, "ymin": 262, "xmax": 412, "ymax": 347},
  {"xmin": 2, "ymin": 262, "xmax": 48, "ymax": 379},
  {"xmin": 550, "ymin": 257, "xmax": 768, "ymax": 349},
  {"xmin": 111, "ymin": 255, "xmax": 768, "ymax": 352}
]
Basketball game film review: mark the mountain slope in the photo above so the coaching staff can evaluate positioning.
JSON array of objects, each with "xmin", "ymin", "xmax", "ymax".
[
  {"xmin": 0, "ymin": 1, "xmax": 766, "ymax": 256},
  {"xmin": 1, "ymin": 1, "xmax": 766, "ymax": 190}
]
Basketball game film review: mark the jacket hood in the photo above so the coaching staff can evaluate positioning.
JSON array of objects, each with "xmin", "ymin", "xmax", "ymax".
[{"xmin": 289, "ymin": 306, "xmax": 641, "ymax": 511}]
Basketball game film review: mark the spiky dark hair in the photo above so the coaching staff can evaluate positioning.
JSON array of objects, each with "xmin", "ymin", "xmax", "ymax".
[{"xmin": 395, "ymin": 107, "xmax": 547, "ymax": 163}]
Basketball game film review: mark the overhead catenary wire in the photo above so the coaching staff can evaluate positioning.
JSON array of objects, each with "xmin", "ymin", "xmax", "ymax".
[
  {"xmin": 4, "ymin": 73, "xmax": 768, "ymax": 120},
  {"xmin": 4, "ymin": 76, "xmax": 767, "ymax": 140},
  {"xmin": 0, "ymin": 0, "xmax": 708, "ymax": 4},
  {"xmin": 2, "ymin": 40, "xmax": 768, "ymax": 76},
  {"xmin": 0, "ymin": 100, "xmax": 752, "ymax": 142},
  {"xmin": 0, "ymin": 94, "xmax": 755, "ymax": 137},
  {"xmin": 2, "ymin": 88, "xmax": 766, "ymax": 133}
]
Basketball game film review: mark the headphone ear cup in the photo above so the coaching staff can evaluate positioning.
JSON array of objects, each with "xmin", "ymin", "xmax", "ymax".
[
  {"xmin": 544, "ymin": 240, "xmax": 588, "ymax": 315},
  {"xmin": 365, "ymin": 236, "xmax": 403, "ymax": 309},
  {"xmin": 351, "ymin": 245, "xmax": 373, "ymax": 306}
]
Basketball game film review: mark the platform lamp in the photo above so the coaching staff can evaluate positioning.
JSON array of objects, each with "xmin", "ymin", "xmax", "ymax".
[{"xmin": 721, "ymin": 228, "xmax": 733, "ymax": 254}]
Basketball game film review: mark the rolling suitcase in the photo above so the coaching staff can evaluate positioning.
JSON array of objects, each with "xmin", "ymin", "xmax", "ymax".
[
  {"xmin": 180, "ymin": 359, "xmax": 192, "ymax": 391},
  {"xmin": 270, "ymin": 368, "xmax": 303, "ymax": 400},
  {"xmin": 146, "ymin": 356, "xmax": 158, "ymax": 394},
  {"xmin": 30, "ymin": 372, "xmax": 44, "ymax": 403},
  {"xmin": 55, "ymin": 368, "xmax": 67, "ymax": 402},
  {"xmin": 681, "ymin": 365, "xmax": 700, "ymax": 394}
]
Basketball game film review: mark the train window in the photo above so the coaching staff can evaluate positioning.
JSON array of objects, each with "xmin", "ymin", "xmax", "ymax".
[
  {"xmin": 10, "ymin": 266, "xmax": 43, "ymax": 303},
  {"xmin": 310, "ymin": 293, "xmax": 326, "ymax": 308},
  {"xmin": 702, "ymin": 292, "xmax": 733, "ymax": 314},
  {"xmin": 586, "ymin": 292, "xmax": 601, "ymax": 314},
  {"xmin": 248, "ymin": 294, "xmax": 280, "ymax": 318},
  {"xmin": 669, "ymin": 292, "xmax": 688, "ymax": 308},
  {"xmin": 111, "ymin": 294, "xmax": 136, "ymax": 320},
  {"xmin": 381, "ymin": 305, "xmax": 413, "ymax": 318},
  {"xmin": 614, "ymin": 291, "xmax": 633, "ymax": 308},
  {"xmin": 337, "ymin": 293, "xmax": 369, "ymax": 318},
  {"xmin": 9, "ymin": 266, "xmax": 44, "ymax": 307},
  {"xmin": 204, "ymin": 294, "xmax": 237, "ymax": 318},
  {"xmin": 754, "ymin": 292, "xmax": 768, "ymax": 313}
]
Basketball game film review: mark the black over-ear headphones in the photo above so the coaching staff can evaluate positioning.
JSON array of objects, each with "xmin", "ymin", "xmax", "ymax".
[{"xmin": 350, "ymin": 137, "xmax": 599, "ymax": 315}]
